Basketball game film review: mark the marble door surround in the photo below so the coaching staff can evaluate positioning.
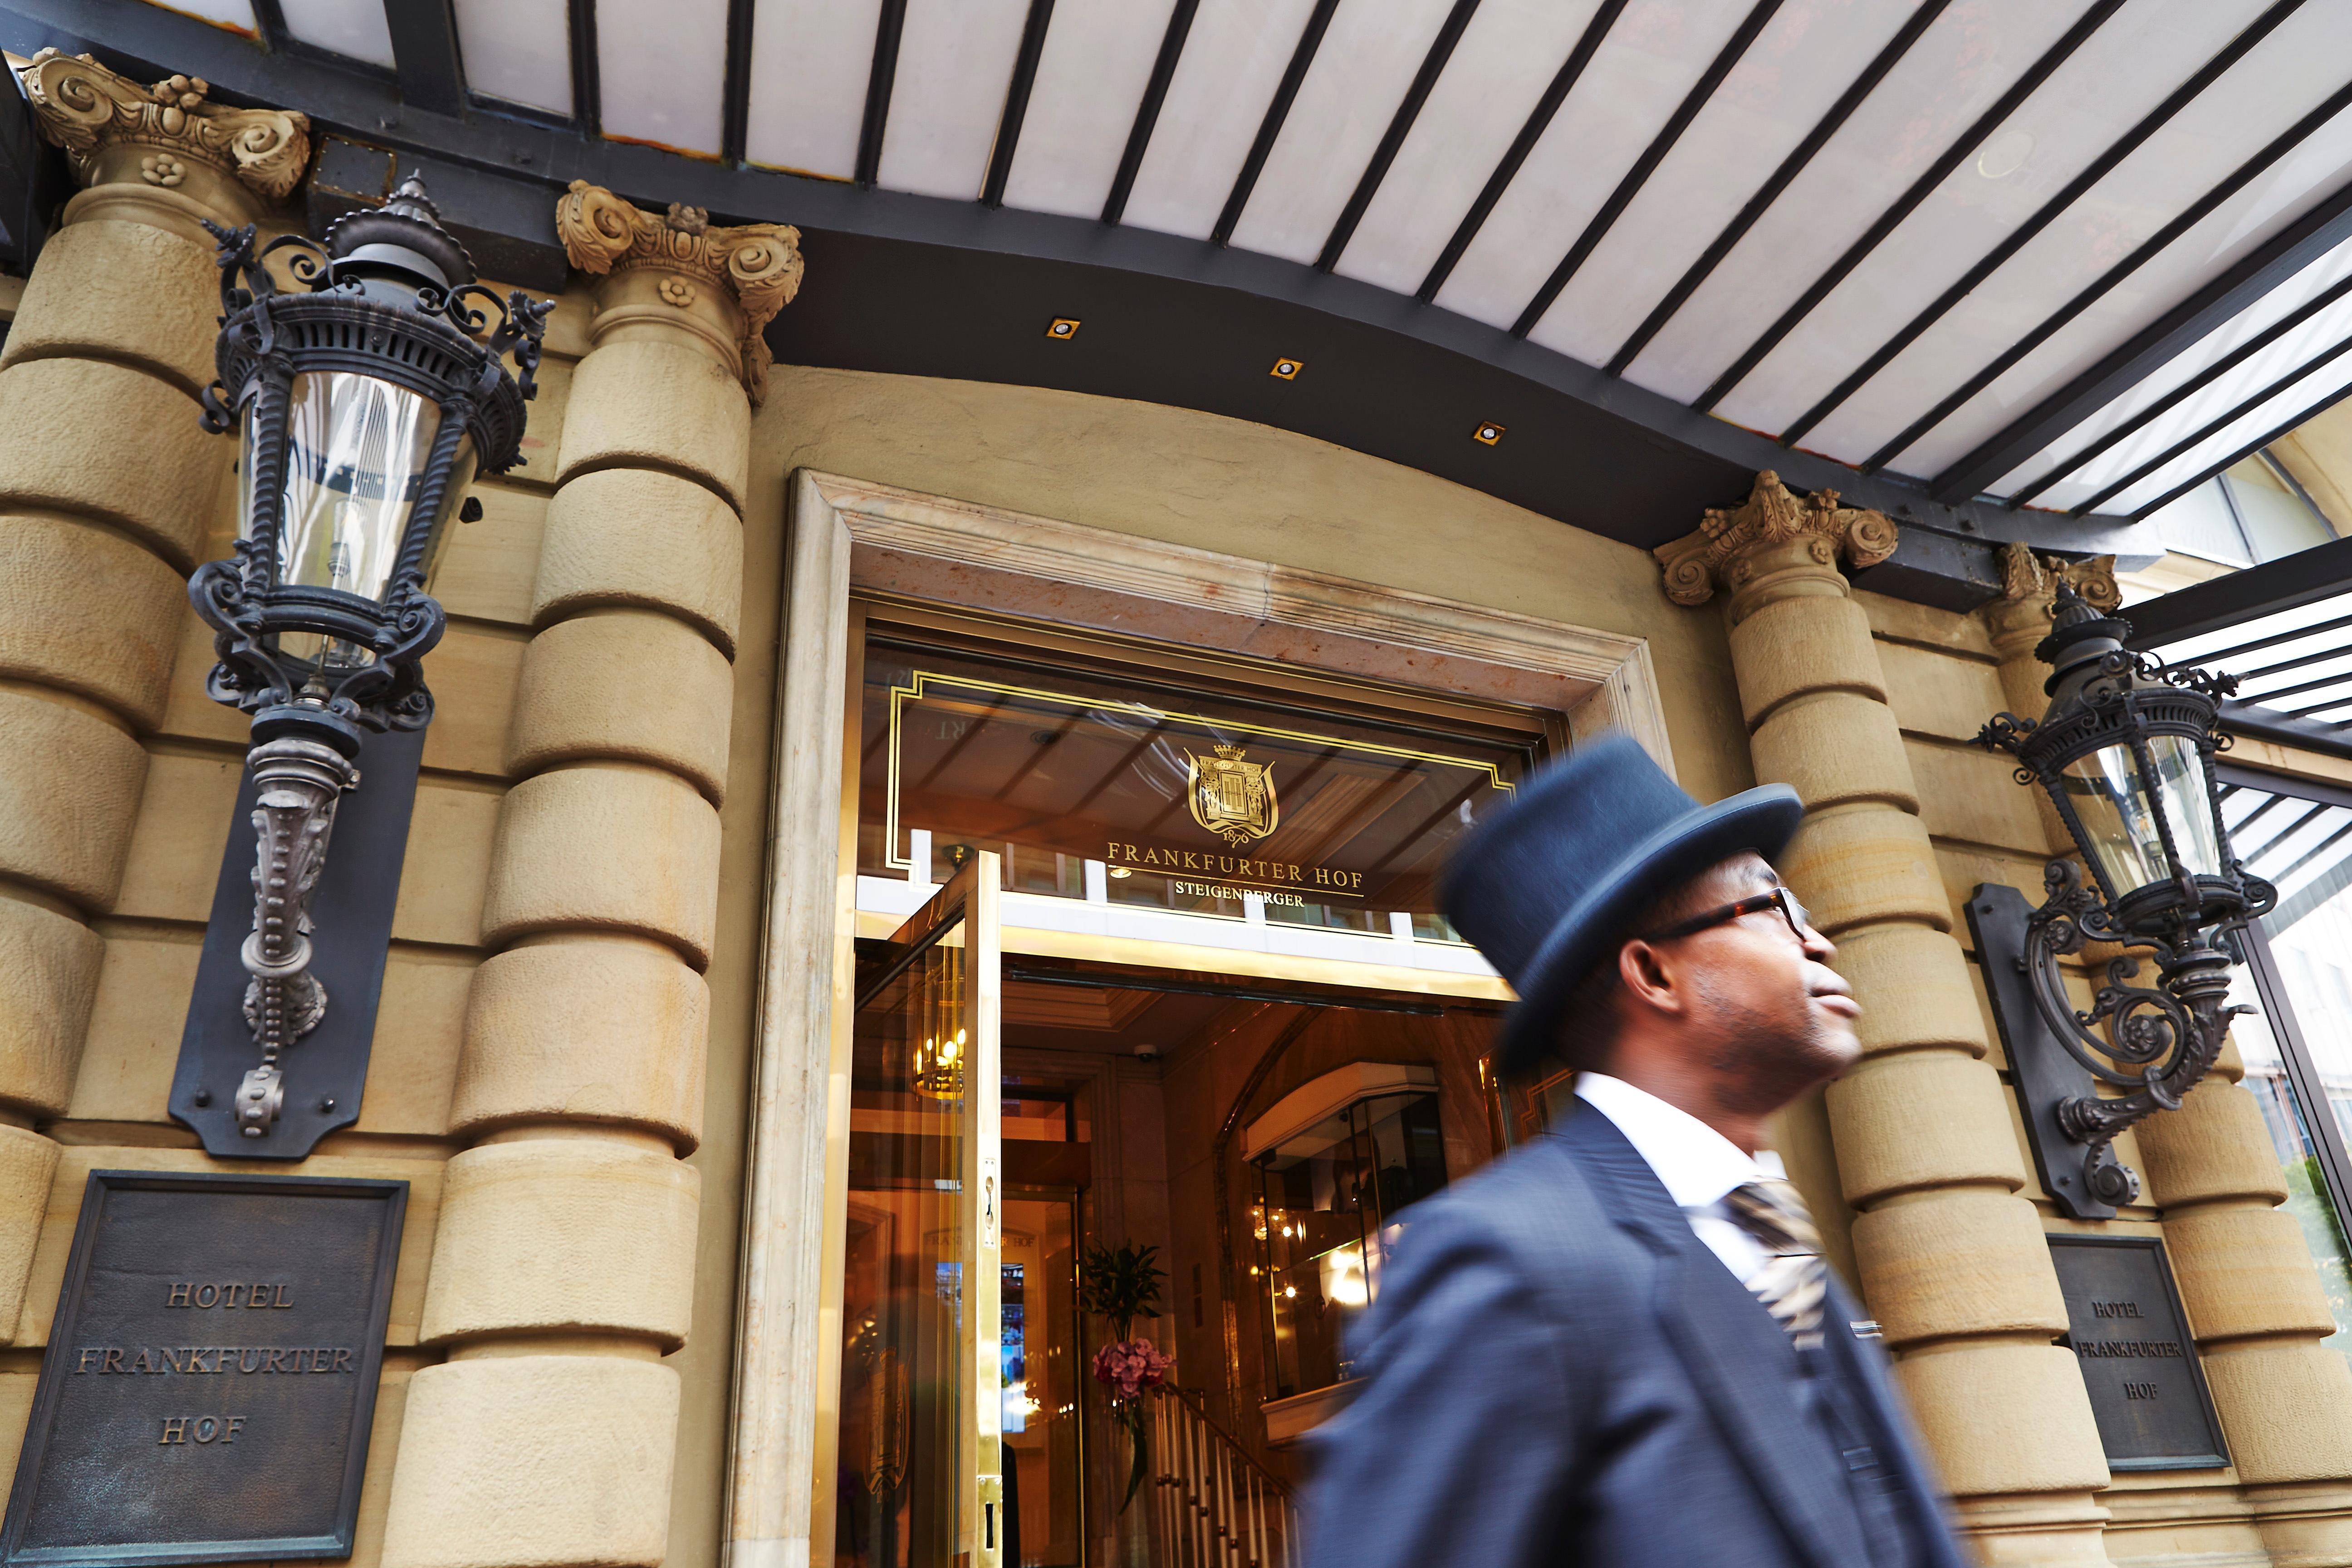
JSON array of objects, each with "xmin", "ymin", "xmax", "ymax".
[{"xmin": 723, "ymin": 469, "xmax": 1676, "ymax": 1568}]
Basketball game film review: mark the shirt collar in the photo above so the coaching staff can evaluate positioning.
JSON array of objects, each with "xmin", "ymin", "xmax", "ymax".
[{"xmin": 1573, "ymin": 1072, "xmax": 1774, "ymax": 1210}]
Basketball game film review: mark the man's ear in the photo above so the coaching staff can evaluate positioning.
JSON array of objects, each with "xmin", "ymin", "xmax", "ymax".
[{"xmin": 1617, "ymin": 938, "xmax": 1685, "ymax": 1019}]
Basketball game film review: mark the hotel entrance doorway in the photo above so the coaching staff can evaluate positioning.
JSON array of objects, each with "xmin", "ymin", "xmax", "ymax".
[{"xmin": 823, "ymin": 601, "xmax": 1543, "ymax": 1567}]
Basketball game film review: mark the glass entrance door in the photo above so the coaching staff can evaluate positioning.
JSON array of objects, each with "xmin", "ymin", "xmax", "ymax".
[{"xmin": 835, "ymin": 853, "xmax": 1004, "ymax": 1568}]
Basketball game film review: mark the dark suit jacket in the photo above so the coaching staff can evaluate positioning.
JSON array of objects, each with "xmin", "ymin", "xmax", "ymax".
[{"xmin": 1302, "ymin": 1103, "xmax": 1969, "ymax": 1568}]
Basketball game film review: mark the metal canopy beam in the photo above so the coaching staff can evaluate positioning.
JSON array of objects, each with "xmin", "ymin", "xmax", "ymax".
[
  {"xmin": 1213, "ymin": 0, "xmax": 1336, "ymax": 248},
  {"xmin": 1416, "ymin": 0, "xmax": 1624, "ymax": 304},
  {"xmin": 2122, "ymin": 534, "xmax": 2352, "ymax": 648},
  {"xmin": 1509, "ymin": 0, "xmax": 1782, "ymax": 339},
  {"xmin": 380, "ymin": 0, "xmax": 465, "ymax": 120},
  {"xmin": 1317, "ymin": 0, "xmax": 1478, "ymax": 273},
  {"xmin": 1694, "ymin": 0, "xmax": 2121, "ymax": 414},
  {"xmin": 1606, "ymin": 0, "xmax": 1948, "ymax": 377},
  {"xmin": 1933, "ymin": 179, "xmax": 2352, "ymax": 503},
  {"xmin": 1778, "ymin": 0, "xmax": 2309, "ymax": 454}
]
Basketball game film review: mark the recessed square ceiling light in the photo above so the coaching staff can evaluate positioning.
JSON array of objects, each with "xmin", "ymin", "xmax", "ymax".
[
  {"xmin": 1270, "ymin": 358, "xmax": 1303, "ymax": 380},
  {"xmin": 1474, "ymin": 421, "xmax": 1505, "ymax": 445},
  {"xmin": 1047, "ymin": 318, "xmax": 1081, "ymax": 340}
]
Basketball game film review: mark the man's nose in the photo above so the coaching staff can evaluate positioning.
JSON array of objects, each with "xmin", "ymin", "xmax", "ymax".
[{"xmin": 1801, "ymin": 923, "xmax": 1838, "ymax": 965}]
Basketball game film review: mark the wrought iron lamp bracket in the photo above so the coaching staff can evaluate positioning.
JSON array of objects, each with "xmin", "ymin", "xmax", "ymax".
[{"xmin": 173, "ymin": 180, "xmax": 544, "ymax": 1155}]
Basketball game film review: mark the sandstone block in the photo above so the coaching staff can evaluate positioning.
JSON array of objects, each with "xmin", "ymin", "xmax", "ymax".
[
  {"xmin": 2136, "ymin": 1079, "xmax": 2292, "ymax": 1209},
  {"xmin": 2161, "ymin": 1204, "xmax": 2338, "ymax": 1344},
  {"xmin": 507, "ymin": 611, "xmax": 734, "ymax": 803},
  {"xmin": 1728, "ymin": 592, "xmax": 1885, "ymax": 725},
  {"xmin": 0, "ymin": 359, "xmax": 222, "ymax": 568},
  {"xmin": 1828, "ymin": 1051, "xmax": 2024, "ymax": 1205},
  {"xmin": 480, "ymin": 765, "xmax": 723, "ymax": 966},
  {"xmin": 0, "ymin": 1128, "xmax": 60, "ymax": 1346},
  {"xmin": 1827, "ymin": 922, "xmax": 1988, "ymax": 1058},
  {"xmin": 1895, "ymin": 1342, "xmax": 2111, "ymax": 1498},
  {"xmin": 1852, "ymin": 1188, "xmax": 2068, "ymax": 1346},
  {"xmin": 0, "ymin": 691, "xmax": 149, "ymax": 911},
  {"xmin": 555, "ymin": 339, "xmax": 750, "ymax": 511},
  {"xmin": 419, "ymin": 1140, "xmax": 699, "ymax": 1347},
  {"xmin": 0, "ymin": 899, "xmax": 103, "ymax": 1121},
  {"xmin": 1778, "ymin": 803, "xmax": 1953, "ymax": 935},
  {"xmin": 1748, "ymin": 690, "xmax": 1918, "ymax": 813},
  {"xmin": 379, "ymin": 1355, "xmax": 679, "ymax": 1568},
  {"xmin": 0, "ymin": 512, "xmax": 183, "ymax": 728},
  {"xmin": 534, "ymin": 468, "xmax": 743, "ymax": 653},
  {"xmin": 0, "ymin": 219, "xmax": 220, "ymax": 393},
  {"xmin": 452, "ymin": 937, "xmax": 708, "ymax": 1149},
  {"xmin": 2201, "ymin": 1340, "xmax": 2352, "ymax": 1483}
]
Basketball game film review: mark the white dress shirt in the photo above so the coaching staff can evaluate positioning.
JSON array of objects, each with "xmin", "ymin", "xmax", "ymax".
[{"xmin": 1573, "ymin": 1072, "xmax": 1787, "ymax": 1284}]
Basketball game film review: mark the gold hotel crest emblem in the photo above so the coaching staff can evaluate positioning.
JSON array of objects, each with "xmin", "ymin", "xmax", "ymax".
[{"xmin": 1185, "ymin": 743, "xmax": 1279, "ymax": 847}]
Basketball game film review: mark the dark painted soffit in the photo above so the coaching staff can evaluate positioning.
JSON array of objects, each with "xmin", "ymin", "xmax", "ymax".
[{"xmin": 1, "ymin": 0, "xmax": 2160, "ymax": 614}]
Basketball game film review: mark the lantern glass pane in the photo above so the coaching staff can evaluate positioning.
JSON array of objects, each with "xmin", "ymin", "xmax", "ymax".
[
  {"xmin": 2060, "ymin": 736, "xmax": 2223, "ymax": 897},
  {"xmin": 242, "ymin": 372, "xmax": 475, "ymax": 680},
  {"xmin": 277, "ymin": 372, "xmax": 437, "ymax": 600}
]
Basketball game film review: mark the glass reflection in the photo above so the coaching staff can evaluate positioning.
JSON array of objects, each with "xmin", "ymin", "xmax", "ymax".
[
  {"xmin": 1254, "ymin": 1091, "xmax": 1446, "ymax": 1400},
  {"xmin": 2226, "ymin": 778, "xmax": 2352, "ymax": 1379},
  {"xmin": 2060, "ymin": 736, "xmax": 2221, "ymax": 897},
  {"xmin": 2228, "ymin": 960, "xmax": 2352, "ymax": 1378},
  {"xmin": 837, "ymin": 935, "xmax": 970, "ymax": 1568},
  {"xmin": 243, "ymin": 372, "xmax": 476, "ymax": 678}
]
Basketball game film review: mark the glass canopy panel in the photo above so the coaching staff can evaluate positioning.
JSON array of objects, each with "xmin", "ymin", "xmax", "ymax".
[
  {"xmin": 743, "ymin": 0, "xmax": 883, "ymax": 177},
  {"xmin": 858, "ymin": 638, "xmax": 1537, "ymax": 941},
  {"xmin": 1118, "ymin": 0, "xmax": 1325, "ymax": 241},
  {"xmin": 136, "ymin": 0, "xmax": 259, "ymax": 34},
  {"xmin": 452, "ymin": 0, "xmax": 574, "ymax": 114},
  {"xmin": 1224, "ymin": 0, "xmax": 1463, "ymax": 268},
  {"xmin": 998, "ymin": 0, "xmax": 1181, "ymax": 220},
  {"xmin": 872, "ymin": 0, "xmax": 1033, "ymax": 201},
  {"xmin": 595, "ymin": 0, "xmax": 728, "ymax": 156},
  {"xmin": 274, "ymin": 0, "xmax": 394, "ymax": 66}
]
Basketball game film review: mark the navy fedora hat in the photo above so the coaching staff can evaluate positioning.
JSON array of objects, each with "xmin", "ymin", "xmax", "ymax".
[{"xmin": 1442, "ymin": 735, "xmax": 1804, "ymax": 1077}]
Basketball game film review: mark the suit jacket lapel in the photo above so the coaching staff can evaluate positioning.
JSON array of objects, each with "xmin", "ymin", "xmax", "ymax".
[{"xmin": 1553, "ymin": 1105, "xmax": 1869, "ymax": 1568}]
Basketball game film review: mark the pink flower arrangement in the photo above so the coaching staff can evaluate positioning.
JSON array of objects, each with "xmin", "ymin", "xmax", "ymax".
[{"xmin": 1090, "ymin": 1338, "xmax": 1173, "ymax": 1403}]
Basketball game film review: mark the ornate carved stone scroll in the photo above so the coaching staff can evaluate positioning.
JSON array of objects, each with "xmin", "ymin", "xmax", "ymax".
[
  {"xmin": 1653, "ymin": 470, "xmax": 1898, "ymax": 607},
  {"xmin": 12, "ymin": 48, "xmax": 309, "ymax": 198},
  {"xmin": 555, "ymin": 179, "xmax": 804, "ymax": 404},
  {"xmin": 1994, "ymin": 539, "xmax": 2121, "ymax": 613}
]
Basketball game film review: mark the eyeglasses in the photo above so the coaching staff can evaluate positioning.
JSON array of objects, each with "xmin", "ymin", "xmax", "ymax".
[{"xmin": 1638, "ymin": 886, "xmax": 1813, "ymax": 946}]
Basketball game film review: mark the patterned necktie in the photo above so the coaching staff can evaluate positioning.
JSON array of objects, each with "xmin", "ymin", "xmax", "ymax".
[{"xmin": 1723, "ymin": 1178, "xmax": 1827, "ymax": 1350}]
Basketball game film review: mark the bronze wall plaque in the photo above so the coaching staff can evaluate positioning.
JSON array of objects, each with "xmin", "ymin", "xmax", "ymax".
[
  {"xmin": 0, "ymin": 1171, "xmax": 407, "ymax": 1567},
  {"xmin": 2046, "ymin": 1234, "xmax": 2228, "ymax": 1470}
]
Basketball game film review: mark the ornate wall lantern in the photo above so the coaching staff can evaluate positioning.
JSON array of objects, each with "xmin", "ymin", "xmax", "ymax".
[
  {"xmin": 188, "ymin": 174, "xmax": 546, "ymax": 1139},
  {"xmin": 1970, "ymin": 583, "xmax": 2273, "ymax": 1218}
]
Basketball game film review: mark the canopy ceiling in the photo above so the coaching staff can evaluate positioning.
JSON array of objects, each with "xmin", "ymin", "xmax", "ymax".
[{"xmin": 15, "ymin": 0, "xmax": 2352, "ymax": 597}]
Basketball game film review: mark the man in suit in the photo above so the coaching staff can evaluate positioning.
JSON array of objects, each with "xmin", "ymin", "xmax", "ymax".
[{"xmin": 1303, "ymin": 736, "xmax": 1967, "ymax": 1568}]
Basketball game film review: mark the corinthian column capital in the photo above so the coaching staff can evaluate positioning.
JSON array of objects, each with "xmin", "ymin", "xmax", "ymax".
[
  {"xmin": 555, "ymin": 180, "xmax": 804, "ymax": 405},
  {"xmin": 11, "ymin": 48, "xmax": 308, "ymax": 218},
  {"xmin": 1655, "ymin": 470, "xmax": 1898, "ymax": 621},
  {"xmin": 1981, "ymin": 540, "xmax": 2121, "ymax": 657}
]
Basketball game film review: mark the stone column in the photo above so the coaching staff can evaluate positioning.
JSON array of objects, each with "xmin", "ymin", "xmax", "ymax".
[
  {"xmin": 0, "ymin": 50, "xmax": 304, "ymax": 1328},
  {"xmin": 1658, "ymin": 474, "xmax": 2116, "ymax": 1564},
  {"xmin": 378, "ymin": 183, "xmax": 799, "ymax": 1568},
  {"xmin": 1986, "ymin": 546, "xmax": 2352, "ymax": 1568}
]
